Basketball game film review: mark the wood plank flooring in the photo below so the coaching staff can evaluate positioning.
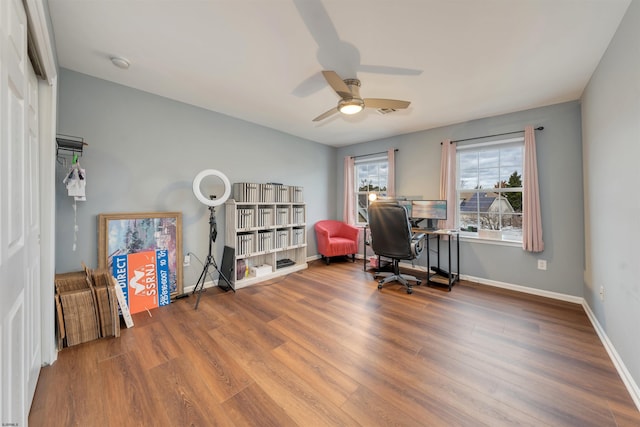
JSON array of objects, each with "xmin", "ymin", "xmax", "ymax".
[{"xmin": 29, "ymin": 260, "xmax": 640, "ymax": 426}]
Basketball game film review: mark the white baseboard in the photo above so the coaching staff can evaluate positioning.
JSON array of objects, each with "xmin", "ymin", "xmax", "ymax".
[
  {"xmin": 183, "ymin": 280, "xmax": 216, "ymax": 294},
  {"xmin": 582, "ymin": 303, "xmax": 640, "ymax": 410},
  {"xmin": 460, "ymin": 273, "xmax": 584, "ymax": 304}
]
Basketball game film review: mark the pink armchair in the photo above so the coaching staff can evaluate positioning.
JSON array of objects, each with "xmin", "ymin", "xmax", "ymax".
[{"xmin": 314, "ymin": 220, "xmax": 360, "ymax": 265}]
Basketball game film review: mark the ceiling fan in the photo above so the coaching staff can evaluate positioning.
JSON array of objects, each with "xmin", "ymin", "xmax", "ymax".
[{"xmin": 313, "ymin": 70, "xmax": 411, "ymax": 122}]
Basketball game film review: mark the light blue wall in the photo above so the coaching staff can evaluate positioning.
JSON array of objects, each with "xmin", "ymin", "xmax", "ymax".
[
  {"xmin": 336, "ymin": 101, "xmax": 585, "ymax": 296},
  {"xmin": 582, "ymin": 0, "xmax": 640, "ymax": 394},
  {"xmin": 56, "ymin": 69, "xmax": 335, "ymax": 286}
]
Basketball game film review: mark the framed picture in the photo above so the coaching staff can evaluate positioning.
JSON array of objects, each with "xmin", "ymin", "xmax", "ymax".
[{"xmin": 98, "ymin": 212, "xmax": 183, "ymax": 313}]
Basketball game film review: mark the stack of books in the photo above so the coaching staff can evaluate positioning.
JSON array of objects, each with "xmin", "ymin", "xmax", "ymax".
[
  {"xmin": 237, "ymin": 208, "xmax": 254, "ymax": 229},
  {"xmin": 236, "ymin": 233, "xmax": 254, "ymax": 255},
  {"xmin": 233, "ymin": 182, "xmax": 259, "ymax": 202},
  {"xmin": 257, "ymin": 230, "xmax": 274, "ymax": 252}
]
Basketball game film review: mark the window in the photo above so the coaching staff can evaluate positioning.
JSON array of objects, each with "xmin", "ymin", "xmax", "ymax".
[
  {"xmin": 355, "ymin": 155, "xmax": 388, "ymax": 225},
  {"xmin": 457, "ymin": 137, "xmax": 524, "ymax": 241}
]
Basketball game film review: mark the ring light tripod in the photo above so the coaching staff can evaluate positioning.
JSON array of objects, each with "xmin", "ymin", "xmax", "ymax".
[{"xmin": 192, "ymin": 169, "xmax": 233, "ymax": 310}]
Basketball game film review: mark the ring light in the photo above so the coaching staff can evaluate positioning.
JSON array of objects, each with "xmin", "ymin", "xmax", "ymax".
[{"xmin": 192, "ymin": 169, "xmax": 231, "ymax": 207}]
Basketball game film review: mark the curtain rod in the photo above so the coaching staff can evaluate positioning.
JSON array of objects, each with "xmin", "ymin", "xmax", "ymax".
[
  {"xmin": 351, "ymin": 148, "xmax": 398, "ymax": 159},
  {"xmin": 445, "ymin": 126, "xmax": 544, "ymax": 144}
]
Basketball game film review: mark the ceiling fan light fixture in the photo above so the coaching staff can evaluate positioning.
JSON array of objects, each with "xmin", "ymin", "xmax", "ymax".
[{"xmin": 338, "ymin": 98, "xmax": 364, "ymax": 115}]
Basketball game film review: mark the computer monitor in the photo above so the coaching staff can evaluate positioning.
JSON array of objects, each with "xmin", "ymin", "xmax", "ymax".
[{"xmin": 410, "ymin": 200, "xmax": 447, "ymax": 230}]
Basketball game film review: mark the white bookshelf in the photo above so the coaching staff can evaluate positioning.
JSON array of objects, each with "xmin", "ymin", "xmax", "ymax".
[{"xmin": 224, "ymin": 185, "xmax": 307, "ymax": 289}]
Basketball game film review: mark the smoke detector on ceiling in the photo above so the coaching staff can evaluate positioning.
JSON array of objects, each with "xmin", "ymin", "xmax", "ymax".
[{"xmin": 110, "ymin": 56, "xmax": 130, "ymax": 69}]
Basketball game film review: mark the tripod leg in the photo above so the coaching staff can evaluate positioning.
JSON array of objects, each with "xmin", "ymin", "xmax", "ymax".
[
  {"xmin": 194, "ymin": 279, "xmax": 205, "ymax": 310},
  {"xmin": 217, "ymin": 270, "xmax": 234, "ymax": 292},
  {"xmin": 191, "ymin": 264, "xmax": 206, "ymax": 295},
  {"xmin": 208, "ymin": 256, "xmax": 235, "ymax": 293},
  {"xmin": 193, "ymin": 257, "xmax": 212, "ymax": 310},
  {"xmin": 192, "ymin": 260, "xmax": 208, "ymax": 295}
]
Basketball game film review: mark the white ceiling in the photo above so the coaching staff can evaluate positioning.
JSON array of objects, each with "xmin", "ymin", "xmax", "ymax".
[{"xmin": 48, "ymin": 0, "xmax": 631, "ymax": 147}]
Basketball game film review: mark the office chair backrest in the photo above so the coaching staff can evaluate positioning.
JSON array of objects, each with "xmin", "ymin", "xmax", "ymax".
[{"xmin": 368, "ymin": 202, "xmax": 414, "ymax": 260}]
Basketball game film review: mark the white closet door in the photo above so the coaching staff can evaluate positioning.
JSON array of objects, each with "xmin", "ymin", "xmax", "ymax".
[
  {"xmin": 1, "ymin": 0, "xmax": 39, "ymax": 424},
  {"xmin": 25, "ymin": 58, "xmax": 41, "ymax": 406}
]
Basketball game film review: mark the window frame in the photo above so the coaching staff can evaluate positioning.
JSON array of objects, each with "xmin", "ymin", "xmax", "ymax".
[
  {"xmin": 456, "ymin": 136, "xmax": 524, "ymax": 243},
  {"xmin": 354, "ymin": 154, "xmax": 389, "ymax": 226}
]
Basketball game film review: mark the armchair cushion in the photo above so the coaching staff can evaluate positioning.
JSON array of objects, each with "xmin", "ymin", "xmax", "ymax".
[{"xmin": 314, "ymin": 220, "xmax": 359, "ymax": 261}]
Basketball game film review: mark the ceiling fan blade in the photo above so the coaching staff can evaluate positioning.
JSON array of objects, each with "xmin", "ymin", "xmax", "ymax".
[
  {"xmin": 322, "ymin": 71, "xmax": 352, "ymax": 98},
  {"xmin": 313, "ymin": 106, "xmax": 339, "ymax": 122},
  {"xmin": 364, "ymin": 98, "xmax": 411, "ymax": 110},
  {"xmin": 359, "ymin": 64, "xmax": 423, "ymax": 76}
]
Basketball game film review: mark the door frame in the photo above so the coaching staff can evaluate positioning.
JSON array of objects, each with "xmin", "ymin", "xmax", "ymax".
[{"xmin": 24, "ymin": 0, "xmax": 58, "ymax": 365}]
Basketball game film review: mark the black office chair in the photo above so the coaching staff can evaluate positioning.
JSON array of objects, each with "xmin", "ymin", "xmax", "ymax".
[{"xmin": 368, "ymin": 202, "xmax": 426, "ymax": 294}]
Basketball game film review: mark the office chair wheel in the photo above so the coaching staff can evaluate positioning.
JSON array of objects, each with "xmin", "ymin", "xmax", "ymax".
[
  {"xmin": 407, "ymin": 288, "xmax": 413, "ymax": 294},
  {"xmin": 377, "ymin": 283, "xmax": 383, "ymax": 290},
  {"xmin": 416, "ymin": 280, "xmax": 422, "ymax": 286}
]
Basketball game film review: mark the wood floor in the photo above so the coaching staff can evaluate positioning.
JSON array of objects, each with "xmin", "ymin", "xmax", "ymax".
[{"xmin": 30, "ymin": 260, "xmax": 640, "ymax": 426}]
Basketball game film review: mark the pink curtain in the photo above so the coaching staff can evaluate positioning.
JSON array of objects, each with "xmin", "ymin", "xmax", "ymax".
[
  {"xmin": 387, "ymin": 149, "xmax": 395, "ymax": 197},
  {"xmin": 439, "ymin": 139, "xmax": 457, "ymax": 230},
  {"xmin": 343, "ymin": 156, "xmax": 356, "ymax": 224},
  {"xmin": 522, "ymin": 125, "xmax": 544, "ymax": 252}
]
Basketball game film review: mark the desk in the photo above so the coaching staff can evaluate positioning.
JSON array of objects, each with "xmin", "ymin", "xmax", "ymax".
[{"xmin": 417, "ymin": 229, "xmax": 460, "ymax": 291}]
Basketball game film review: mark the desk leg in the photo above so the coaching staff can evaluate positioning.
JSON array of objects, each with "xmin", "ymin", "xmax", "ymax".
[
  {"xmin": 436, "ymin": 235, "xmax": 441, "ymax": 272},
  {"xmin": 363, "ymin": 226, "xmax": 367, "ymax": 271},
  {"xmin": 363, "ymin": 241, "xmax": 367, "ymax": 271},
  {"xmin": 456, "ymin": 234, "xmax": 460, "ymax": 283},
  {"xmin": 426, "ymin": 235, "xmax": 431, "ymax": 282},
  {"xmin": 448, "ymin": 237, "xmax": 453, "ymax": 291},
  {"xmin": 425, "ymin": 232, "xmax": 459, "ymax": 291}
]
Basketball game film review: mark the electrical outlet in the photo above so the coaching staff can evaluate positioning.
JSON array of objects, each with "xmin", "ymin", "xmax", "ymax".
[
  {"xmin": 183, "ymin": 254, "xmax": 191, "ymax": 267},
  {"xmin": 537, "ymin": 259, "xmax": 547, "ymax": 270},
  {"xmin": 599, "ymin": 286, "xmax": 605, "ymax": 301}
]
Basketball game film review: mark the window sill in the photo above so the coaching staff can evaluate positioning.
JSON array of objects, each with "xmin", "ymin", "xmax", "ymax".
[{"xmin": 459, "ymin": 233, "xmax": 522, "ymax": 248}]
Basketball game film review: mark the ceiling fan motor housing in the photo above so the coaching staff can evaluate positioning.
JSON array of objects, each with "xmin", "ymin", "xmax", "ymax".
[{"xmin": 343, "ymin": 79, "xmax": 362, "ymax": 98}]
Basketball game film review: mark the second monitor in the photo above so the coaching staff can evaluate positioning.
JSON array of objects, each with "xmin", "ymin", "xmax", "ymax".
[{"xmin": 409, "ymin": 200, "xmax": 447, "ymax": 230}]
